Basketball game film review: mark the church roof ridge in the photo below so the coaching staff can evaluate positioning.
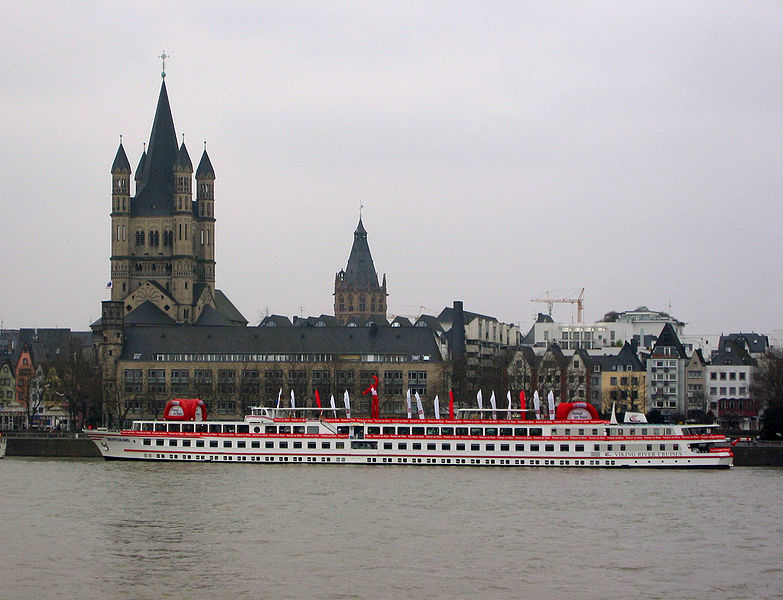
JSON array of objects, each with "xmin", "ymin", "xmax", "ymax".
[
  {"xmin": 195, "ymin": 147, "xmax": 215, "ymax": 179},
  {"xmin": 111, "ymin": 142, "xmax": 131, "ymax": 174}
]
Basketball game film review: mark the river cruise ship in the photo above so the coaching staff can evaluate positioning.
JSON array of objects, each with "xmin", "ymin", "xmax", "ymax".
[{"xmin": 88, "ymin": 399, "xmax": 732, "ymax": 468}]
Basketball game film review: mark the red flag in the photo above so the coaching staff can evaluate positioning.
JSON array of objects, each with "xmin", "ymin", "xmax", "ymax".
[
  {"xmin": 448, "ymin": 390, "xmax": 455, "ymax": 420},
  {"xmin": 315, "ymin": 389, "xmax": 322, "ymax": 409}
]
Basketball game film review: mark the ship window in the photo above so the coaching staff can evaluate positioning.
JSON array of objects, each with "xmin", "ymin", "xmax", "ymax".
[
  {"xmin": 156, "ymin": 440, "xmax": 164, "ymax": 446},
  {"xmin": 455, "ymin": 427, "xmax": 469, "ymax": 436},
  {"xmin": 564, "ymin": 429, "xmax": 571, "ymax": 435},
  {"xmin": 594, "ymin": 444, "xmax": 600, "ymax": 451},
  {"xmin": 397, "ymin": 427, "xmax": 410, "ymax": 435},
  {"xmin": 321, "ymin": 442, "xmax": 331, "ymax": 449},
  {"xmin": 485, "ymin": 428, "xmax": 498, "ymax": 436},
  {"xmin": 293, "ymin": 426, "xmax": 305, "ymax": 434},
  {"xmin": 515, "ymin": 444, "xmax": 524, "ymax": 451},
  {"xmin": 210, "ymin": 441, "xmax": 218, "ymax": 448},
  {"xmin": 531, "ymin": 444, "xmax": 539, "ymax": 451},
  {"xmin": 578, "ymin": 429, "xmax": 585, "ymax": 435},
  {"xmin": 620, "ymin": 444, "xmax": 626, "ymax": 451},
  {"xmin": 641, "ymin": 428, "xmax": 648, "ymax": 435},
  {"xmin": 647, "ymin": 444, "xmax": 653, "ymax": 451},
  {"xmin": 560, "ymin": 444, "xmax": 569, "ymax": 452},
  {"xmin": 294, "ymin": 442, "xmax": 302, "ymax": 449},
  {"xmin": 412, "ymin": 443, "xmax": 422, "ymax": 450},
  {"xmin": 592, "ymin": 429, "xmax": 599, "ymax": 435},
  {"xmin": 168, "ymin": 424, "xmax": 181, "ymax": 433},
  {"xmin": 196, "ymin": 424, "xmax": 208, "ymax": 433},
  {"xmin": 441, "ymin": 443, "xmax": 451, "ymax": 450},
  {"xmin": 252, "ymin": 441, "xmax": 261, "ymax": 449},
  {"xmin": 412, "ymin": 427, "xmax": 425, "ymax": 435},
  {"xmin": 383, "ymin": 442, "xmax": 393, "ymax": 450},
  {"xmin": 441, "ymin": 427, "xmax": 454, "ymax": 435},
  {"xmin": 456, "ymin": 443, "xmax": 466, "ymax": 451},
  {"xmin": 367, "ymin": 426, "xmax": 381, "ymax": 435},
  {"xmin": 182, "ymin": 440, "xmax": 191, "ymax": 447},
  {"xmin": 659, "ymin": 444, "xmax": 666, "ymax": 451},
  {"xmin": 471, "ymin": 444, "xmax": 480, "ymax": 451},
  {"xmin": 607, "ymin": 444, "xmax": 613, "ymax": 451},
  {"xmin": 209, "ymin": 425, "xmax": 221, "ymax": 433},
  {"xmin": 155, "ymin": 423, "xmax": 166, "ymax": 432},
  {"xmin": 182, "ymin": 424, "xmax": 194, "ymax": 432},
  {"xmin": 143, "ymin": 439, "xmax": 151, "ymax": 446},
  {"xmin": 529, "ymin": 428, "xmax": 542, "ymax": 437},
  {"xmin": 307, "ymin": 442, "xmax": 317, "ymax": 449},
  {"xmin": 470, "ymin": 427, "xmax": 483, "ymax": 436},
  {"xmin": 307, "ymin": 426, "xmax": 319, "ymax": 434},
  {"xmin": 617, "ymin": 429, "xmax": 623, "ymax": 435},
  {"xmin": 223, "ymin": 441, "xmax": 232, "ymax": 448},
  {"xmin": 486, "ymin": 444, "xmax": 495, "ymax": 451},
  {"xmin": 279, "ymin": 426, "xmax": 291, "ymax": 434},
  {"xmin": 514, "ymin": 428, "xmax": 528, "ymax": 436},
  {"xmin": 673, "ymin": 444, "xmax": 679, "ymax": 450},
  {"xmin": 382, "ymin": 426, "xmax": 396, "ymax": 434},
  {"xmin": 335, "ymin": 442, "xmax": 344, "ymax": 449},
  {"xmin": 575, "ymin": 444, "xmax": 584, "ymax": 452},
  {"xmin": 665, "ymin": 428, "xmax": 672, "ymax": 435},
  {"xmin": 426, "ymin": 427, "xmax": 439, "ymax": 435},
  {"xmin": 501, "ymin": 444, "xmax": 509, "ymax": 451},
  {"xmin": 427, "ymin": 443, "xmax": 436, "ymax": 451},
  {"xmin": 237, "ymin": 441, "xmax": 246, "ymax": 448},
  {"xmin": 397, "ymin": 442, "xmax": 408, "ymax": 450},
  {"xmin": 266, "ymin": 426, "xmax": 277, "ymax": 434},
  {"xmin": 237, "ymin": 425, "xmax": 249, "ymax": 433},
  {"xmin": 500, "ymin": 428, "xmax": 512, "ymax": 436},
  {"xmin": 142, "ymin": 423, "xmax": 153, "ymax": 432},
  {"xmin": 224, "ymin": 425, "xmax": 235, "ymax": 434},
  {"xmin": 545, "ymin": 444, "xmax": 555, "ymax": 452},
  {"xmin": 551, "ymin": 429, "xmax": 557, "ymax": 435},
  {"xmin": 169, "ymin": 440, "xmax": 177, "ymax": 447},
  {"xmin": 265, "ymin": 442, "xmax": 274, "ymax": 449},
  {"xmin": 337, "ymin": 426, "xmax": 349, "ymax": 435},
  {"xmin": 279, "ymin": 441, "xmax": 289, "ymax": 449},
  {"xmin": 195, "ymin": 440, "xmax": 204, "ymax": 448}
]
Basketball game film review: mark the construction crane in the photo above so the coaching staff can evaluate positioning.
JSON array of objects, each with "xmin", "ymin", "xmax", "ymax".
[{"xmin": 531, "ymin": 288, "xmax": 584, "ymax": 322}]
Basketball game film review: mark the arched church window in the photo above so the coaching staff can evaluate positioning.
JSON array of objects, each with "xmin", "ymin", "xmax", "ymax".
[
  {"xmin": 163, "ymin": 230, "xmax": 173, "ymax": 247},
  {"xmin": 135, "ymin": 230, "xmax": 145, "ymax": 246},
  {"xmin": 149, "ymin": 230, "xmax": 160, "ymax": 246},
  {"xmin": 359, "ymin": 296, "xmax": 366, "ymax": 312},
  {"xmin": 200, "ymin": 229, "xmax": 204, "ymax": 245}
]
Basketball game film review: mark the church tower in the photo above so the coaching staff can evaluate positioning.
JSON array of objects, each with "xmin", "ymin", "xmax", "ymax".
[
  {"xmin": 106, "ymin": 65, "xmax": 245, "ymax": 326},
  {"xmin": 334, "ymin": 218, "xmax": 388, "ymax": 324}
]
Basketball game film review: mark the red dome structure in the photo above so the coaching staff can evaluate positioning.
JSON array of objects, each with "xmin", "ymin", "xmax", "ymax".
[{"xmin": 163, "ymin": 398, "xmax": 207, "ymax": 421}]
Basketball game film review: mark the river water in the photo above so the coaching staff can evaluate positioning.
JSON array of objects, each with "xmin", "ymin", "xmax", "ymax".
[{"xmin": 0, "ymin": 458, "xmax": 781, "ymax": 600}]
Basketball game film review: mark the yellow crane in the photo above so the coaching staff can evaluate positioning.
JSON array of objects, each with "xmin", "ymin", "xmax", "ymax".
[{"xmin": 531, "ymin": 288, "xmax": 584, "ymax": 322}]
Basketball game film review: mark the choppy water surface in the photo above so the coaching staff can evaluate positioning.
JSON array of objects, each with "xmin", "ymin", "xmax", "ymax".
[{"xmin": 0, "ymin": 459, "xmax": 781, "ymax": 599}]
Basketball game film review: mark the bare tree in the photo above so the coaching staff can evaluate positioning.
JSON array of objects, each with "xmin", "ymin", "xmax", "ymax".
[{"xmin": 753, "ymin": 348, "xmax": 783, "ymax": 439}]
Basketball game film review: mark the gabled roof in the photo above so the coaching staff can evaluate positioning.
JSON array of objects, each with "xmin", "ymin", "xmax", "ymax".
[
  {"xmin": 339, "ymin": 218, "xmax": 379, "ymax": 288},
  {"xmin": 195, "ymin": 304, "xmax": 233, "ymax": 326},
  {"xmin": 364, "ymin": 315, "xmax": 389, "ymax": 327},
  {"xmin": 391, "ymin": 316, "xmax": 413, "ymax": 328},
  {"xmin": 438, "ymin": 306, "xmax": 499, "ymax": 325},
  {"xmin": 259, "ymin": 315, "xmax": 293, "ymax": 327},
  {"xmin": 214, "ymin": 290, "xmax": 248, "ymax": 326},
  {"xmin": 650, "ymin": 322, "xmax": 687, "ymax": 358},
  {"xmin": 132, "ymin": 80, "xmax": 179, "ymax": 217},
  {"xmin": 719, "ymin": 333, "xmax": 769, "ymax": 355},
  {"xmin": 415, "ymin": 315, "xmax": 444, "ymax": 333},
  {"xmin": 196, "ymin": 148, "xmax": 215, "ymax": 179},
  {"xmin": 134, "ymin": 150, "xmax": 146, "ymax": 182},
  {"xmin": 111, "ymin": 142, "xmax": 131, "ymax": 174},
  {"xmin": 711, "ymin": 339, "xmax": 756, "ymax": 366},
  {"xmin": 125, "ymin": 301, "xmax": 177, "ymax": 325},
  {"xmin": 173, "ymin": 142, "xmax": 192, "ymax": 172}
]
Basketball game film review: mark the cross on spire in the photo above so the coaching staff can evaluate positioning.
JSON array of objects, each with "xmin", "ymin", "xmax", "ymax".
[{"xmin": 159, "ymin": 51, "xmax": 169, "ymax": 79}]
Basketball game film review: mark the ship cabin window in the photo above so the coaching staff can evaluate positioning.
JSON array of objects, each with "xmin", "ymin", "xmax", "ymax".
[
  {"xmin": 224, "ymin": 425, "xmax": 235, "ymax": 434},
  {"xmin": 279, "ymin": 426, "xmax": 291, "ymax": 434},
  {"xmin": 209, "ymin": 425, "xmax": 221, "ymax": 433},
  {"xmin": 485, "ymin": 428, "xmax": 498, "ymax": 436},
  {"xmin": 252, "ymin": 441, "xmax": 260, "ymax": 448},
  {"xmin": 156, "ymin": 440, "xmax": 164, "ymax": 446},
  {"xmin": 594, "ymin": 444, "xmax": 601, "ymax": 451},
  {"xmin": 427, "ymin": 443, "xmax": 436, "ymax": 450},
  {"xmin": 412, "ymin": 427, "xmax": 425, "ymax": 435},
  {"xmin": 442, "ymin": 443, "xmax": 451, "ymax": 450},
  {"xmin": 592, "ymin": 429, "xmax": 599, "ymax": 435},
  {"xmin": 564, "ymin": 429, "xmax": 570, "ymax": 435},
  {"xmin": 441, "ymin": 427, "xmax": 454, "ymax": 435},
  {"xmin": 500, "ymin": 428, "xmax": 512, "ymax": 436},
  {"xmin": 551, "ymin": 428, "xmax": 557, "ymax": 435},
  {"xmin": 641, "ymin": 428, "xmax": 648, "ymax": 435},
  {"xmin": 647, "ymin": 444, "xmax": 653, "ymax": 451},
  {"xmin": 237, "ymin": 425, "xmax": 249, "ymax": 434},
  {"xmin": 223, "ymin": 441, "xmax": 232, "ymax": 448},
  {"xmin": 293, "ymin": 426, "xmax": 305, "ymax": 434},
  {"xmin": 266, "ymin": 426, "xmax": 277, "ymax": 434},
  {"xmin": 142, "ymin": 423, "xmax": 153, "ymax": 432},
  {"xmin": 501, "ymin": 444, "xmax": 509, "ymax": 451},
  {"xmin": 382, "ymin": 426, "xmax": 395, "ymax": 435},
  {"xmin": 337, "ymin": 426, "xmax": 349, "ymax": 435},
  {"xmin": 336, "ymin": 442, "xmax": 345, "ymax": 449},
  {"xmin": 470, "ymin": 427, "xmax": 483, "ymax": 436},
  {"xmin": 575, "ymin": 444, "xmax": 584, "ymax": 451},
  {"xmin": 196, "ymin": 440, "xmax": 204, "ymax": 448},
  {"xmin": 321, "ymin": 442, "xmax": 331, "ymax": 449},
  {"xmin": 514, "ymin": 427, "xmax": 528, "ymax": 436},
  {"xmin": 628, "ymin": 429, "xmax": 636, "ymax": 436},
  {"xmin": 426, "ymin": 427, "xmax": 439, "ymax": 435},
  {"xmin": 398, "ymin": 442, "xmax": 408, "ymax": 450},
  {"xmin": 397, "ymin": 427, "xmax": 410, "ymax": 435},
  {"xmin": 169, "ymin": 440, "xmax": 177, "ymax": 446},
  {"xmin": 659, "ymin": 444, "xmax": 666, "ymax": 451},
  {"xmin": 673, "ymin": 444, "xmax": 679, "ymax": 450},
  {"xmin": 665, "ymin": 428, "xmax": 672, "ymax": 435},
  {"xmin": 132, "ymin": 423, "xmax": 141, "ymax": 431},
  {"xmin": 307, "ymin": 426, "xmax": 319, "ymax": 434},
  {"xmin": 209, "ymin": 441, "xmax": 218, "ymax": 448},
  {"xmin": 169, "ymin": 424, "xmax": 181, "ymax": 433},
  {"xmin": 456, "ymin": 443, "xmax": 466, "ymax": 451},
  {"xmin": 265, "ymin": 442, "xmax": 273, "ymax": 448},
  {"xmin": 252, "ymin": 427, "xmax": 261, "ymax": 434},
  {"xmin": 294, "ymin": 442, "xmax": 302, "ymax": 449},
  {"xmin": 196, "ymin": 424, "xmax": 208, "ymax": 433},
  {"xmin": 143, "ymin": 439, "xmax": 151, "ymax": 445},
  {"xmin": 653, "ymin": 428, "xmax": 660, "ymax": 435},
  {"xmin": 529, "ymin": 428, "xmax": 542, "ymax": 437},
  {"xmin": 560, "ymin": 444, "xmax": 569, "ymax": 452},
  {"xmin": 515, "ymin": 444, "xmax": 524, "ymax": 451},
  {"xmin": 412, "ymin": 443, "xmax": 422, "ymax": 450},
  {"xmin": 237, "ymin": 441, "xmax": 246, "ymax": 448},
  {"xmin": 486, "ymin": 444, "xmax": 495, "ymax": 451},
  {"xmin": 367, "ymin": 426, "xmax": 381, "ymax": 435},
  {"xmin": 155, "ymin": 423, "xmax": 166, "ymax": 432},
  {"xmin": 455, "ymin": 427, "xmax": 468, "ymax": 436},
  {"xmin": 471, "ymin": 443, "xmax": 480, "ymax": 451},
  {"xmin": 182, "ymin": 424, "xmax": 194, "ymax": 432},
  {"xmin": 545, "ymin": 444, "xmax": 555, "ymax": 452},
  {"xmin": 351, "ymin": 441, "xmax": 377, "ymax": 450},
  {"xmin": 383, "ymin": 442, "xmax": 393, "ymax": 449},
  {"xmin": 607, "ymin": 444, "xmax": 613, "ymax": 451},
  {"xmin": 279, "ymin": 441, "xmax": 289, "ymax": 449},
  {"xmin": 617, "ymin": 429, "xmax": 623, "ymax": 435},
  {"xmin": 531, "ymin": 444, "xmax": 539, "ymax": 451},
  {"xmin": 182, "ymin": 440, "xmax": 191, "ymax": 447},
  {"xmin": 308, "ymin": 442, "xmax": 317, "ymax": 449}
]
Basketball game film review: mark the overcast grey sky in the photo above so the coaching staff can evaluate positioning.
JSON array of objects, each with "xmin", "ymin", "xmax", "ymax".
[{"xmin": 1, "ymin": 1, "xmax": 781, "ymax": 336}]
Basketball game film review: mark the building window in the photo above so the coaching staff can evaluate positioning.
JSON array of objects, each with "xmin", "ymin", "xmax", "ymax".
[
  {"xmin": 149, "ymin": 230, "xmax": 160, "ymax": 246},
  {"xmin": 135, "ymin": 230, "xmax": 145, "ymax": 246}
]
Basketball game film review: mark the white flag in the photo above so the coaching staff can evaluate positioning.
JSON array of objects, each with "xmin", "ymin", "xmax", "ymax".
[
  {"xmin": 344, "ymin": 390, "xmax": 351, "ymax": 419},
  {"xmin": 433, "ymin": 395, "xmax": 440, "ymax": 420},
  {"xmin": 533, "ymin": 390, "xmax": 541, "ymax": 420},
  {"xmin": 477, "ymin": 389, "xmax": 483, "ymax": 410},
  {"xmin": 506, "ymin": 391, "xmax": 512, "ymax": 416},
  {"xmin": 415, "ymin": 391, "xmax": 425, "ymax": 419},
  {"xmin": 276, "ymin": 388, "xmax": 282, "ymax": 408},
  {"xmin": 547, "ymin": 390, "xmax": 555, "ymax": 421},
  {"xmin": 330, "ymin": 394, "xmax": 337, "ymax": 418},
  {"xmin": 406, "ymin": 389, "xmax": 412, "ymax": 419},
  {"xmin": 290, "ymin": 389, "xmax": 296, "ymax": 409},
  {"xmin": 489, "ymin": 391, "xmax": 497, "ymax": 420}
]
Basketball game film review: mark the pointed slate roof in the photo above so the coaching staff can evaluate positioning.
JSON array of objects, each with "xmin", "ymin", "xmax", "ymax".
[
  {"xmin": 214, "ymin": 290, "xmax": 248, "ymax": 326},
  {"xmin": 174, "ymin": 142, "xmax": 192, "ymax": 172},
  {"xmin": 341, "ymin": 218, "xmax": 379, "ymax": 287},
  {"xmin": 195, "ymin": 304, "xmax": 233, "ymax": 326},
  {"xmin": 111, "ymin": 143, "xmax": 131, "ymax": 174},
  {"xmin": 125, "ymin": 301, "xmax": 177, "ymax": 325},
  {"xmin": 134, "ymin": 150, "xmax": 146, "ymax": 182},
  {"xmin": 132, "ymin": 80, "xmax": 179, "ymax": 216},
  {"xmin": 651, "ymin": 322, "xmax": 687, "ymax": 358},
  {"xmin": 196, "ymin": 148, "xmax": 215, "ymax": 179}
]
